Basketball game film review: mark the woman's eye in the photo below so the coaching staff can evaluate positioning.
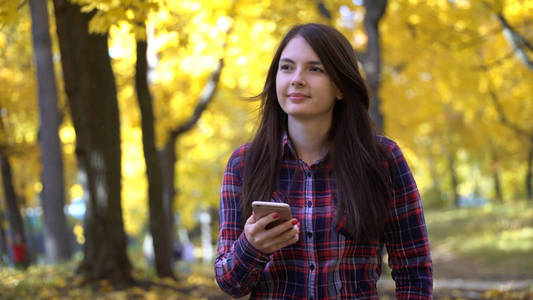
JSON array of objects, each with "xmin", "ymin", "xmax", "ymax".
[
  {"xmin": 311, "ymin": 66, "xmax": 324, "ymax": 73},
  {"xmin": 279, "ymin": 64, "xmax": 292, "ymax": 71}
]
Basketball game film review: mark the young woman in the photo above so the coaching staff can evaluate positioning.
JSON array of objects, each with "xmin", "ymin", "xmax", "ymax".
[{"xmin": 215, "ymin": 23, "xmax": 432, "ymax": 299}]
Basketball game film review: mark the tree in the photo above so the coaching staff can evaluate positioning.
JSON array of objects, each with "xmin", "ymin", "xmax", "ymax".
[
  {"xmin": 485, "ymin": 3, "xmax": 533, "ymax": 200},
  {"xmin": 52, "ymin": 0, "xmax": 132, "ymax": 283},
  {"xmin": 135, "ymin": 27, "xmax": 174, "ymax": 278},
  {"xmin": 0, "ymin": 2, "xmax": 39, "ymax": 267},
  {"xmin": 124, "ymin": 1, "xmax": 225, "ymax": 278},
  {"xmin": 487, "ymin": 86, "xmax": 533, "ymax": 201},
  {"xmin": 0, "ymin": 151, "xmax": 29, "ymax": 268},
  {"xmin": 29, "ymin": 0, "xmax": 72, "ymax": 263},
  {"xmin": 0, "ymin": 201, "xmax": 9, "ymax": 265},
  {"xmin": 159, "ymin": 56, "xmax": 223, "ymax": 265},
  {"xmin": 361, "ymin": 0, "xmax": 388, "ymax": 134},
  {"xmin": 373, "ymin": 0, "xmax": 532, "ymax": 205},
  {"xmin": 138, "ymin": 14, "xmax": 229, "ymax": 278},
  {"xmin": 324, "ymin": 1, "xmax": 388, "ymax": 133},
  {"xmin": 489, "ymin": 4, "xmax": 533, "ymax": 71},
  {"xmin": 49, "ymin": 0, "xmax": 235, "ymax": 277}
]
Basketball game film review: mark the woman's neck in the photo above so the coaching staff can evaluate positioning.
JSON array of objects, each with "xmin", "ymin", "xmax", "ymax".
[{"xmin": 287, "ymin": 117, "xmax": 331, "ymax": 166}]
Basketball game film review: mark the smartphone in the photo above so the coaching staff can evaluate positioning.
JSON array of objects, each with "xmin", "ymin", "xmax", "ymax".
[{"xmin": 252, "ymin": 201, "xmax": 292, "ymax": 229}]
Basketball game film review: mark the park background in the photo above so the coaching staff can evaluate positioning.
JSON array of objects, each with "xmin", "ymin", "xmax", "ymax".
[{"xmin": 1, "ymin": 0, "xmax": 532, "ymax": 299}]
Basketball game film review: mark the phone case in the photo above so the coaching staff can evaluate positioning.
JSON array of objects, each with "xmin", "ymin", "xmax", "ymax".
[{"xmin": 252, "ymin": 201, "xmax": 292, "ymax": 229}]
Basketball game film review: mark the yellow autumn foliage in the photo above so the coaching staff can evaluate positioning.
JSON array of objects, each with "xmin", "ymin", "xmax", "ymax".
[{"xmin": 1, "ymin": 0, "xmax": 532, "ymax": 237}]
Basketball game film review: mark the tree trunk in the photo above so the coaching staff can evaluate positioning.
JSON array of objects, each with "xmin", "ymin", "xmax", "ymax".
[
  {"xmin": 428, "ymin": 155, "xmax": 444, "ymax": 205},
  {"xmin": 29, "ymin": 0, "xmax": 72, "ymax": 263},
  {"xmin": 52, "ymin": 0, "xmax": 132, "ymax": 284},
  {"xmin": 159, "ymin": 134, "xmax": 177, "ymax": 265},
  {"xmin": 157, "ymin": 58, "xmax": 223, "ymax": 267},
  {"xmin": 0, "ymin": 201, "xmax": 10, "ymax": 265},
  {"xmin": 447, "ymin": 152, "xmax": 460, "ymax": 207},
  {"xmin": 363, "ymin": 0, "xmax": 388, "ymax": 134},
  {"xmin": 527, "ymin": 143, "xmax": 533, "ymax": 201},
  {"xmin": 493, "ymin": 170, "xmax": 504, "ymax": 204},
  {"xmin": 487, "ymin": 144, "xmax": 504, "ymax": 203},
  {"xmin": 0, "ymin": 153, "xmax": 29, "ymax": 268},
  {"xmin": 135, "ymin": 39, "xmax": 174, "ymax": 278}
]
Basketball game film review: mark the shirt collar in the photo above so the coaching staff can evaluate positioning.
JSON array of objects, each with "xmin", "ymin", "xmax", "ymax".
[
  {"xmin": 281, "ymin": 132, "xmax": 330, "ymax": 165},
  {"xmin": 281, "ymin": 132, "xmax": 298, "ymax": 160},
  {"xmin": 282, "ymin": 131, "xmax": 333, "ymax": 167}
]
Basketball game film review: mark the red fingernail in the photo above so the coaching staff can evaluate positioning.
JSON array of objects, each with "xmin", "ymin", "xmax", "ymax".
[
  {"xmin": 292, "ymin": 219, "xmax": 298, "ymax": 225},
  {"xmin": 273, "ymin": 213, "xmax": 279, "ymax": 219}
]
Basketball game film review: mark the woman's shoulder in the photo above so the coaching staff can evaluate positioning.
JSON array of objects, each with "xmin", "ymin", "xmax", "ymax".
[
  {"xmin": 226, "ymin": 143, "xmax": 251, "ymax": 169},
  {"xmin": 374, "ymin": 135, "xmax": 400, "ymax": 157},
  {"xmin": 374, "ymin": 135, "xmax": 412, "ymax": 170}
]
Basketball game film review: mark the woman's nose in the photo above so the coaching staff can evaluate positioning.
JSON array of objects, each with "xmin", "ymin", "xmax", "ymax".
[{"xmin": 290, "ymin": 69, "xmax": 305, "ymax": 87}]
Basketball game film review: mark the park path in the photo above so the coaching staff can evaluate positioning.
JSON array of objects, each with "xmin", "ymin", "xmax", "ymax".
[
  {"xmin": 377, "ymin": 243, "xmax": 533, "ymax": 299},
  {"xmin": 378, "ymin": 278, "xmax": 533, "ymax": 299},
  {"xmin": 206, "ymin": 243, "xmax": 533, "ymax": 299}
]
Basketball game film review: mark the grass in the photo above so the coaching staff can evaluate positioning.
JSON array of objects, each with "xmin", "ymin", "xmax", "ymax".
[
  {"xmin": 2, "ymin": 201, "xmax": 533, "ymax": 299},
  {"xmin": 425, "ymin": 200, "xmax": 533, "ymax": 275},
  {"xmin": 0, "ymin": 254, "xmax": 225, "ymax": 299}
]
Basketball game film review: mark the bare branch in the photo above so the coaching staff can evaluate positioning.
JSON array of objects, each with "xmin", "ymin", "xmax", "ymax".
[
  {"xmin": 17, "ymin": 0, "xmax": 27, "ymax": 10},
  {"xmin": 170, "ymin": 58, "xmax": 223, "ymax": 137},
  {"xmin": 487, "ymin": 83, "xmax": 531, "ymax": 139},
  {"xmin": 168, "ymin": 2, "xmax": 237, "ymax": 140},
  {"xmin": 497, "ymin": 13, "xmax": 533, "ymax": 70},
  {"xmin": 317, "ymin": 1, "xmax": 332, "ymax": 20},
  {"xmin": 425, "ymin": 25, "xmax": 502, "ymax": 52},
  {"xmin": 482, "ymin": 0, "xmax": 533, "ymax": 70},
  {"xmin": 472, "ymin": 50, "xmax": 515, "ymax": 70}
]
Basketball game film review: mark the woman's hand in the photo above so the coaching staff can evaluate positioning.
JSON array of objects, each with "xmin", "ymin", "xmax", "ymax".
[{"xmin": 244, "ymin": 213, "xmax": 299, "ymax": 254}]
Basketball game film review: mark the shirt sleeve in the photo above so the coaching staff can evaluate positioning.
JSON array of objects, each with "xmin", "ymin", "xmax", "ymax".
[
  {"xmin": 383, "ymin": 142, "xmax": 433, "ymax": 299},
  {"xmin": 214, "ymin": 147, "xmax": 271, "ymax": 298}
]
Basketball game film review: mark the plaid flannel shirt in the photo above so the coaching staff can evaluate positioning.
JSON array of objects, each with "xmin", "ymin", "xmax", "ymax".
[{"xmin": 215, "ymin": 135, "xmax": 433, "ymax": 299}]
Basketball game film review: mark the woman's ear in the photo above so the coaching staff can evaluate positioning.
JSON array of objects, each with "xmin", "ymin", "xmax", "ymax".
[{"xmin": 335, "ymin": 85, "xmax": 343, "ymax": 100}]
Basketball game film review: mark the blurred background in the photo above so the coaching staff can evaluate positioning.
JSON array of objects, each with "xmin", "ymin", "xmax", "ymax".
[{"xmin": 0, "ymin": 0, "xmax": 532, "ymax": 299}]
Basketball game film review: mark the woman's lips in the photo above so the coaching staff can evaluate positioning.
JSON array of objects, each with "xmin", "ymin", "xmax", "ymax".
[{"xmin": 288, "ymin": 93, "xmax": 309, "ymax": 101}]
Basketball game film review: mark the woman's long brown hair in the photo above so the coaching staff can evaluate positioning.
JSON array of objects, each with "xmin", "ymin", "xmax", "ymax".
[{"xmin": 241, "ymin": 23, "xmax": 392, "ymax": 243}]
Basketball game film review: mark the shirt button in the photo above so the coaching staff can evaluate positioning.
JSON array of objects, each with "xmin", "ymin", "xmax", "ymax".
[
  {"xmin": 310, "ymin": 264, "xmax": 315, "ymax": 271},
  {"xmin": 307, "ymin": 201, "xmax": 312, "ymax": 207},
  {"xmin": 306, "ymin": 171, "xmax": 312, "ymax": 178},
  {"xmin": 310, "ymin": 297, "xmax": 314, "ymax": 300},
  {"xmin": 307, "ymin": 232, "xmax": 312, "ymax": 238}
]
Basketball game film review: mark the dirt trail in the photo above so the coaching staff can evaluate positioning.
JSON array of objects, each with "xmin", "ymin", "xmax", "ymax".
[
  {"xmin": 431, "ymin": 244, "xmax": 533, "ymax": 280},
  {"xmin": 377, "ymin": 244, "xmax": 533, "ymax": 299},
  {"xmin": 205, "ymin": 244, "xmax": 533, "ymax": 299}
]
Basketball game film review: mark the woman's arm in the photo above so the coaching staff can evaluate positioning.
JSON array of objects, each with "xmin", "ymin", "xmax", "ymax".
[
  {"xmin": 383, "ymin": 141, "xmax": 433, "ymax": 299},
  {"xmin": 214, "ymin": 147, "xmax": 271, "ymax": 298}
]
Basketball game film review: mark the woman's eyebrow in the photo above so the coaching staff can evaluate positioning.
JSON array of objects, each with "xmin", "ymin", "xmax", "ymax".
[
  {"xmin": 280, "ymin": 58, "xmax": 295, "ymax": 64},
  {"xmin": 280, "ymin": 58, "xmax": 323, "ymax": 65}
]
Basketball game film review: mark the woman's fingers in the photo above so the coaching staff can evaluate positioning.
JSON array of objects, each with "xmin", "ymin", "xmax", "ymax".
[
  {"xmin": 269, "ymin": 231, "xmax": 300, "ymax": 252},
  {"xmin": 264, "ymin": 217, "xmax": 297, "ymax": 235},
  {"xmin": 254, "ymin": 212, "xmax": 285, "ymax": 230},
  {"xmin": 245, "ymin": 214, "xmax": 300, "ymax": 254},
  {"xmin": 257, "ymin": 224, "xmax": 299, "ymax": 253}
]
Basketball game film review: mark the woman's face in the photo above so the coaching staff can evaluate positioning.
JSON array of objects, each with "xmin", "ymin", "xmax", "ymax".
[{"xmin": 276, "ymin": 35, "xmax": 341, "ymax": 123}]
